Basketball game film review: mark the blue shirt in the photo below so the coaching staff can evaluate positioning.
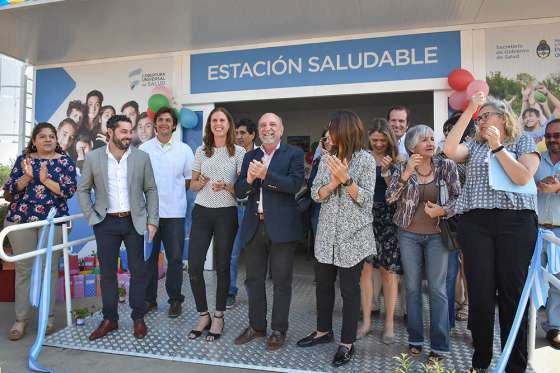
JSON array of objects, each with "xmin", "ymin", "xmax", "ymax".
[{"xmin": 534, "ymin": 151, "xmax": 560, "ymax": 226}]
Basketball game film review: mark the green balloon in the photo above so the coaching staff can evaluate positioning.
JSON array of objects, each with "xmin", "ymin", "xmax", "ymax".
[
  {"xmin": 148, "ymin": 94, "xmax": 170, "ymax": 112},
  {"xmin": 534, "ymin": 91, "xmax": 547, "ymax": 103}
]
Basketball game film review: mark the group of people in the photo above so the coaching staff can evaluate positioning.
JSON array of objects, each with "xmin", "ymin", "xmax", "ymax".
[
  {"xmin": 56, "ymin": 90, "xmax": 156, "ymax": 167},
  {"xmin": 3, "ymin": 89, "xmax": 560, "ymax": 372}
]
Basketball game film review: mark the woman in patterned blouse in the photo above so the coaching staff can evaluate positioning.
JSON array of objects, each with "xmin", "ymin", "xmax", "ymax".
[
  {"xmin": 297, "ymin": 111, "xmax": 376, "ymax": 368},
  {"xmin": 4, "ymin": 122, "xmax": 77, "ymax": 341},
  {"xmin": 443, "ymin": 93, "xmax": 540, "ymax": 373},
  {"xmin": 386, "ymin": 124, "xmax": 460, "ymax": 365}
]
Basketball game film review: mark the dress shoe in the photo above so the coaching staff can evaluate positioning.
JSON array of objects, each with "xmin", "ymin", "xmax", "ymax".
[
  {"xmin": 266, "ymin": 330, "xmax": 286, "ymax": 352},
  {"xmin": 168, "ymin": 301, "xmax": 182, "ymax": 318},
  {"xmin": 133, "ymin": 319, "xmax": 147, "ymax": 339},
  {"xmin": 332, "ymin": 344, "xmax": 354, "ymax": 368},
  {"xmin": 296, "ymin": 330, "xmax": 334, "ymax": 347},
  {"xmin": 88, "ymin": 320, "xmax": 118, "ymax": 341},
  {"xmin": 234, "ymin": 326, "xmax": 266, "ymax": 345}
]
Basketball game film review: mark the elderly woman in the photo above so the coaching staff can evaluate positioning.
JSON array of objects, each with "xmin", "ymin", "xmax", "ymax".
[
  {"xmin": 443, "ymin": 94, "xmax": 540, "ymax": 373},
  {"xmin": 386, "ymin": 124, "xmax": 460, "ymax": 365},
  {"xmin": 297, "ymin": 111, "xmax": 376, "ymax": 368},
  {"xmin": 4, "ymin": 122, "xmax": 77, "ymax": 340}
]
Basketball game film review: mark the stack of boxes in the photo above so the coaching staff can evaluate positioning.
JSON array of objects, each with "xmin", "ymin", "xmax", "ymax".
[{"xmin": 56, "ymin": 248, "xmax": 167, "ymax": 302}]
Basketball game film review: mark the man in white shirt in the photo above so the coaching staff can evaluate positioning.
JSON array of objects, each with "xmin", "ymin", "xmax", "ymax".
[
  {"xmin": 78, "ymin": 115, "xmax": 159, "ymax": 340},
  {"xmin": 140, "ymin": 107, "xmax": 194, "ymax": 318},
  {"xmin": 387, "ymin": 106, "xmax": 411, "ymax": 159}
]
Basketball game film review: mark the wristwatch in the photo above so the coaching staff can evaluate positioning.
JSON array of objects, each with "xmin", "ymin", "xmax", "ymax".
[{"xmin": 342, "ymin": 177, "xmax": 354, "ymax": 187}]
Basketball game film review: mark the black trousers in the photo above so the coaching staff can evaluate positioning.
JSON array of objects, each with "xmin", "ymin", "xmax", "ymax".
[
  {"xmin": 188, "ymin": 205, "xmax": 237, "ymax": 312},
  {"xmin": 457, "ymin": 209, "xmax": 537, "ymax": 373},
  {"xmin": 93, "ymin": 215, "xmax": 146, "ymax": 321},
  {"xmin": 245, "ymin": 221, "xmax": 296, "ymax": 333},
  {"xmin": 145, "ymin": 217, "xmax": 185, "ymax": 305},
  {"xmin": 315, "ymin": 259, "xmax": 364, "ymax": 344}
]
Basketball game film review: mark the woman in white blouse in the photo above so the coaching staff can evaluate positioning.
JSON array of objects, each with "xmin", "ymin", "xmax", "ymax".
[{"xmin": 187, "ymin": 107, "xmax": 246, "ymax": 342}]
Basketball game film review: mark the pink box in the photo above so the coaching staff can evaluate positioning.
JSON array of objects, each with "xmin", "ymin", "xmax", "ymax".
[
  {"xmin": 82, "ymin": 256, "xmax": 97, "ymax": 270},
  {"xmin": 69, "ymin": 254, "xmax": 79, "ymax": 275},
  {"xmin": 117, "ymin": 272, "xmax": 130, "ymax": 291},
  {"xmin": 70, "ymin": 274, "xmax": 85, "ymax": 298},
  {"xmin": 56, "ymin": 276, "xmax": 65, "ymax": 302}
]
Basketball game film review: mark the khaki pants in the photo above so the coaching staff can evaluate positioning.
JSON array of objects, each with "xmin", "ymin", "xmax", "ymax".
[{"xmin": 5, "ymin": 221, "xmax": 63, "ymax": 321}]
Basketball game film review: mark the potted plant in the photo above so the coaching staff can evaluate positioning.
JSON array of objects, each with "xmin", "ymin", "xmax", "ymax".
[
  {"xmin": 72, "ymin": 308, "xmax": 90, "ymax": 326},
  {"xmin": 118, "ymin": 285, "xmax": 127, "ymax": 303}
]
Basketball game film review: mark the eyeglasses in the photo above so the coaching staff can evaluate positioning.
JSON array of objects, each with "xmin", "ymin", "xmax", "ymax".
[
  {"xmin": 474, "ymin": 111, "xmax": 502, "ymax": 125},
  {"xmin": 544, "ymin": 132, "xmax": 560, "ymax": 140}
]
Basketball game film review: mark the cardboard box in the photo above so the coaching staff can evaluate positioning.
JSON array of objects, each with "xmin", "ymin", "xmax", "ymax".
[
  {"xmin": 70, "ymin": 274, "xmax": 85, "ymax": 298},
  {"xmin": 84, "ymin": 274, "xmax": 97, "ymax": 297}
]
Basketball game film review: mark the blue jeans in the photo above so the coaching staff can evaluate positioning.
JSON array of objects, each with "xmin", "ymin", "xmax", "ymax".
[
  {"xmin": 543, "ymin": 227, "xmax": 560, "ymax": 332},
  {"xmin": 228, "ymin": 205, "xmax": 245, "ymax": 296},
  {"xmin": 399, "ymin": 230, "xmax": 450, "ymax": 353},
  {"xmin": 446, "ymin": 249, "xmax": 460, "ymax": 329}
]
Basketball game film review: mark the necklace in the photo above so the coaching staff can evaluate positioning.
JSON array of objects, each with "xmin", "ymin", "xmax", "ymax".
[{"xmin": 415, "ymin": 166, "xmax": 433, "ymax": 177}]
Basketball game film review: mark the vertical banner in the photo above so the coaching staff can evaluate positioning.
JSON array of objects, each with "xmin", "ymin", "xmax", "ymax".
[{"xmin": 485, "ymin": 23, "xmax": 560, "ymax": 151}]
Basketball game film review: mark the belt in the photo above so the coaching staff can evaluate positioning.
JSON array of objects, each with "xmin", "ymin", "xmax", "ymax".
[
  {"xmin": 257, "ymin": 212, "xmax": 264, "ymax": 221},
  {"xmin": 107, "ymin": 211, "xmax": 131, "ymax": 218}
]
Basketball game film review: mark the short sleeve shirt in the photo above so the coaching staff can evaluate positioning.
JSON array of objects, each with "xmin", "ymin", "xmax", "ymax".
[
  {"xmin": 192, "ymin": 145, "xmax": 246, "ymax": 208},
  {"xmin": 455, "ymin": 133, "xmax": 538, "ymax": 214}
]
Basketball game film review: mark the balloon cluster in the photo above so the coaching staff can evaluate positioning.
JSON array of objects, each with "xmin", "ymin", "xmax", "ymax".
[
  {"xmin": 146, "ymin": 86, "xmax": 199, "ymax": 129},
  {"xmin": 448, "ymin": 69, "xmax": 489, "ymax": 115}
]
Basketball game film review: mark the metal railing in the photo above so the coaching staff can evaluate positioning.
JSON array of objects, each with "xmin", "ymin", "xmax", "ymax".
[
  {"xmin": 528, "ymin": 230, "xmax": 560, "ymax": 364},
  {"xmin": 0, "ymin": 213, "xmax": 95, "ymax": 327}
]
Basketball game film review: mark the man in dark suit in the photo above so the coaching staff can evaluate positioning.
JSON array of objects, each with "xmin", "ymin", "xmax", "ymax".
[
  {"xmin": 78, "ymin": 115, "xmax": 159, "ymax": 341},
  {"xmin": 234, "ymin": 112, "xmax": 304, "ymax": 351}
]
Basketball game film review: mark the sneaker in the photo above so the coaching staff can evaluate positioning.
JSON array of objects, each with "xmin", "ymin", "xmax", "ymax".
[{"xmin": 226, "ymin": 294, "xmax": 236, "ymax": 309}]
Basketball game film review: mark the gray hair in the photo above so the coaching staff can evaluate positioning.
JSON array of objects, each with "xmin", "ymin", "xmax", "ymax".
[{"xmin": 404, "ymin": 124, "xmax": 433, "ymax": 154}]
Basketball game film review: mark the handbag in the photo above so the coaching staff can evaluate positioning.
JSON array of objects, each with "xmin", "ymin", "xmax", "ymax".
[{"xmin": 437, "ymin": 168, "xmax": 459, "ymax": 251}]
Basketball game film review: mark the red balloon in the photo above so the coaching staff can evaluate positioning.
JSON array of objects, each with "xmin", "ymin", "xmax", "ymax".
[
  {"xmin": 471, "ymin": 107, "xmax": 480, "ymax": 120},
  {"xmin": 146, "ymin": 108, "xmax": 156, "ymax": 120},
  {"xmin": 449, "ymin": 91, "xmax": 468, "ymax": 111},
  {"xmin": 466, "ymin": 79, "xmax": 490, "ymax": 98},
  {"xmin": 448, "ymin": 69, "xmax": 474, "ymax": 91}
]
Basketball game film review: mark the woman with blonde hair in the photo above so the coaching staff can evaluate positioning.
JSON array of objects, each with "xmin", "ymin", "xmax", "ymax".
[
  {"xmin": 443, "ymin": 93, "xmax": 540, "ymax": 373},
  {"xmin": 358, "ymin": 118, "xmax": 402, "ymax": 344}
]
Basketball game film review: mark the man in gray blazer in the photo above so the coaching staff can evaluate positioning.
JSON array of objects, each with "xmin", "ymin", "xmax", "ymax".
[{"xmin": 78, "ymin": 114, "xmax": 158, "ymax": 340}]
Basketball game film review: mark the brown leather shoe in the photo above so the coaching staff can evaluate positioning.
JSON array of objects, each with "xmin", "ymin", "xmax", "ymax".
[
  {"xmin": 133, "ymin": 319, "xmax": 147, "ymax": 339},
  {"xmin": 88, "ymin": 320, "xmax": 118, "ymax": 341},
  {"xmin": 234, "ymin": 326, "xmax": 266, "ymax": 345},
  {"xmin": 266, "ymin": 330, "xmax": 286, "ymax": 352}
]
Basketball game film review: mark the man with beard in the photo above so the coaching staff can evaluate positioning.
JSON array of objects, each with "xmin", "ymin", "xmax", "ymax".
[
  {"xmin": 234, "ymin": 112, "xmax": 304, "ymax": 352},
  {"xmin": 78, "ymin": 115, "xmax": 159, "ymax": 341},
  {"xmin": 534, "ymin": 118, "xmax": 560, "ymax": 350}
]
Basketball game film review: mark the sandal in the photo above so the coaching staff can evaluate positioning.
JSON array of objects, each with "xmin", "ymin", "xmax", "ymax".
[
  {"xmin": 206, "ymin": 313, "xmax": 224, "ymax": 342},
  {"xmin": 456, "ymin": 303, "xmax": 469, "ymax": 322},
  {"xmin": 408, "ymin": 344, "xmax": 422, "ymax": 356},
  {"xmin": 188, "ymin": 312, "xmax": 211, "ymax": 340},
  {"xmin": 8, "ymin": 320, "xmax": 27, "ymax": 341},
  {"xmin": 426, "ymin": 351, "xmax": 444, "ymax": 366}
]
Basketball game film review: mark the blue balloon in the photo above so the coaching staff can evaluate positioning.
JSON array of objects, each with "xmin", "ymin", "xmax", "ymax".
[{"xmin": 180, "ymin": 108, "xmax": 199, "ymax": 129}]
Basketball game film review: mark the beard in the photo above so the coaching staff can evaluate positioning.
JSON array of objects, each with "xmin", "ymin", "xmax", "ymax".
[
  {"xmin": 261, "ymin": 134, "xmax": 276, "ymax": 144},
  {"xmin": 112, "ymin": 136, "xmax": 131, "ymax": 151}
]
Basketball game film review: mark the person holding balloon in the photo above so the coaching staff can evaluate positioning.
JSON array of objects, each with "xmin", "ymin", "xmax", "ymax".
[{"xmin": 443, "ymin": 92, "xmax": 540, "ymax": 373}]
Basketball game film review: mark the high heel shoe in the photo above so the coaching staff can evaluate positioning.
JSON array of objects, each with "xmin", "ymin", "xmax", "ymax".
[
  {"xmin": 188, "ymin": 312, "xmax": 211, "ymax": 340},
  {"xmin": 206, "ymin": 313, "xmax": 224, "ymax": 342}
]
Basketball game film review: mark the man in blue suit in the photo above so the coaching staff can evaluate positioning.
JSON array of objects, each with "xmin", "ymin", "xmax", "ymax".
[{"xmin": 233, "ymin": 112, "xmax": 304, "ymax": 352}]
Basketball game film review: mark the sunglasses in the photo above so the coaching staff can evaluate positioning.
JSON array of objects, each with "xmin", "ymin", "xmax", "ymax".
[
  {"xmin": 474, "ymin": 111, "xmax": 503, "ymax": 125},
  {"xmin": 544, "ymin": 132, "xmax": 560, "ymax": 140}
]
